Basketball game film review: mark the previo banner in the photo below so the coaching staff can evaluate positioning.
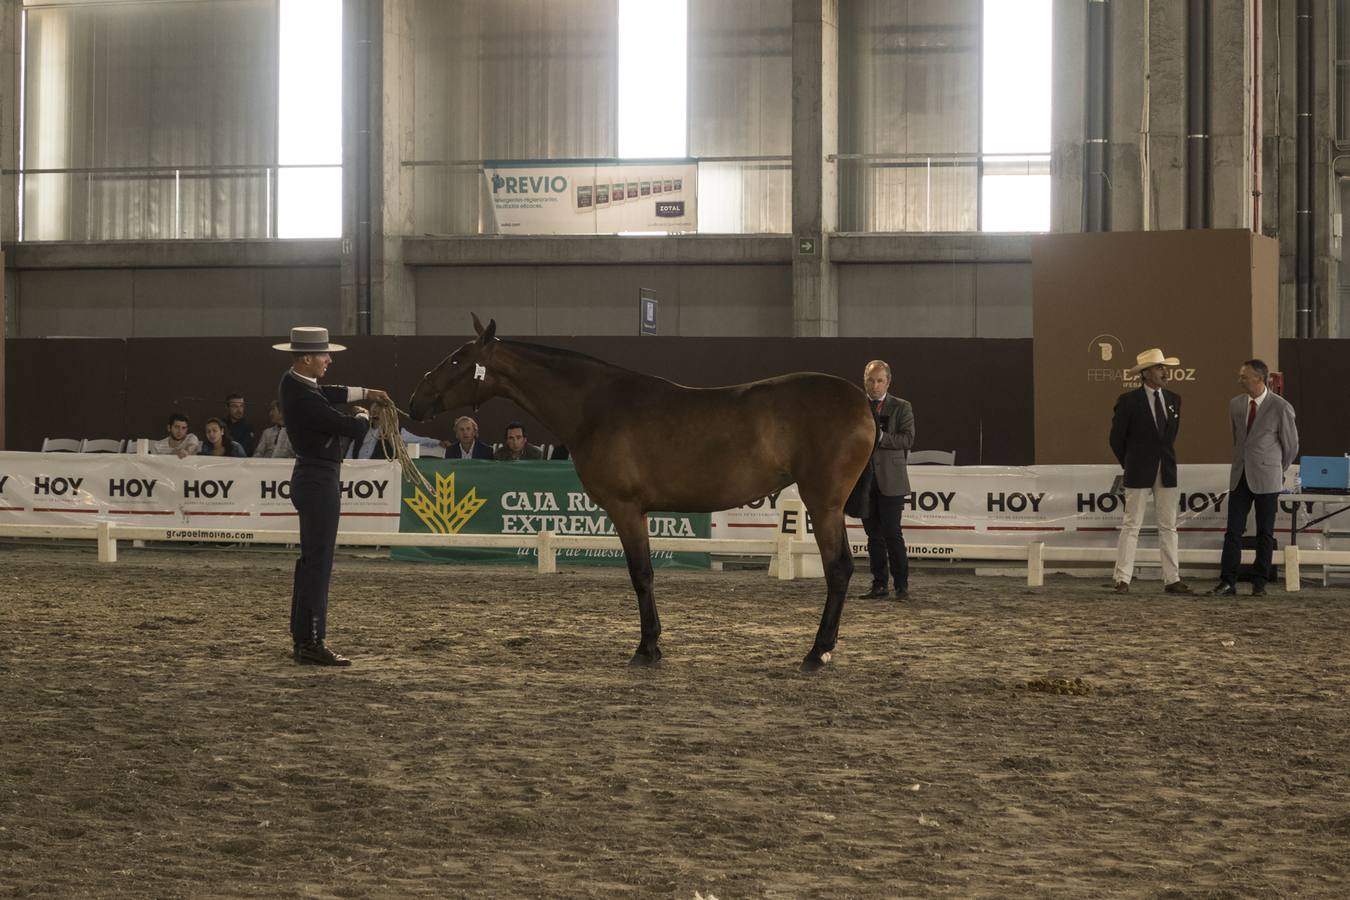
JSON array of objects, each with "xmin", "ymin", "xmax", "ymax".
[
  {"xmin": 711, "ymin": 464, "xmax": 1330, "ymax": 554},
  {"xmin": 0, "ymin": 452, "xmax": 401, "ymax": 531},
  {"xmin": 392, "ymin": 460, "xmax": 711, "ymax": 568},
  {"xmin": 483, "ymin": 160, "xmax": 698, "ymax": 235}
]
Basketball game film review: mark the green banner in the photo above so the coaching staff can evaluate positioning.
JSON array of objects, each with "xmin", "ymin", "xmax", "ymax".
[{"xmin": 394, "ymin": 460, "xmax": 710, "ymax": 568}]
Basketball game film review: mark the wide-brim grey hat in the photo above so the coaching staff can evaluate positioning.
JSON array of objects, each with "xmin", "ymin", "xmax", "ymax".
[{"xmin": 272, "ymin": 326, "xmax": 347, "ymax": 353}]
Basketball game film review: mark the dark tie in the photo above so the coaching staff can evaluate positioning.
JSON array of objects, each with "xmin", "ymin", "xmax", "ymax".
[
  {"xmin": 1246, "ymin": 398, "xmax": 1257, "ymax": 433},
  {"xmin": 1152, "ymin": 390, "xmax": 1167, "ymax": 435},
  {"xmin": 873, "ymin": 399, "xmax": 883, "ymax": 418}
]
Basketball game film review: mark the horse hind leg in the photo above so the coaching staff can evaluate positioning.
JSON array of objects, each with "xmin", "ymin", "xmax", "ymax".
[
  {"xmin": 801, "ymin": 506, "xmax": 854, "ymax": 674},
  {"xmin": 610, "ymin": 504, "xmax": 662, "ymax": 666}
]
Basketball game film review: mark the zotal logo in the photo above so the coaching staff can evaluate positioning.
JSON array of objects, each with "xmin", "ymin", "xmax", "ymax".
[
  {"xmin": 655, "ymin": 201, "xmax": 685, "ymax": 218},
  {"xmin": 405, "ymin": 470, "xmax": 487, "ymax": 534}
]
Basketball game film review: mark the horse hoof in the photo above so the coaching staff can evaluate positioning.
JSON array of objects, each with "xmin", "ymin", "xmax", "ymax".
[
  {"xmin": 629, "ymin": 645, "xmax": 662, "ymax": 667},
  {"xmin": 799, "ymin": 650, "xmax": 832, "ymax": 673}
]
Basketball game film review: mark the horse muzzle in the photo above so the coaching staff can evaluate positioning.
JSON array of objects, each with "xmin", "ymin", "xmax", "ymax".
[{"xmin": 407, "ymin": 394, "xmax": 434, "ymax": 422}]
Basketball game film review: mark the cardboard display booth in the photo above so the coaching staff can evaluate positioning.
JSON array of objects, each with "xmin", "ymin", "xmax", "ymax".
[{"xmin": 1032, "ymin": 230, "xmax": 1280, "ymax": 466}]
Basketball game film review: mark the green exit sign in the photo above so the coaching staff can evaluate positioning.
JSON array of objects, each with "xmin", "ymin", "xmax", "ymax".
[{"xmin": 797, "ymin": 237, "xmax": 817, "ymax": 256}]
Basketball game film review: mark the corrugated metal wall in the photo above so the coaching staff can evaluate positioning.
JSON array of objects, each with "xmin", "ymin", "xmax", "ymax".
[
  {"xmin": 23, "ymin": 0, "xmax": 277, "ymax": 240},
  {"xmin": 837, "ymin": 0, "xmax": 980, "ymax": 232},
  {"xmin": 687, "ymin": 0, "xmax": 791, "ymax": 234},
  {"xmin": 410, "ymin": 0, "xmax": 618, "ymax": 235}
]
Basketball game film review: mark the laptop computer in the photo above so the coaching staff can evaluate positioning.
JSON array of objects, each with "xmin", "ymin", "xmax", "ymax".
[{"xmin": 1299, "ymin": 456, "xmax": 1350, "ymax": 493}]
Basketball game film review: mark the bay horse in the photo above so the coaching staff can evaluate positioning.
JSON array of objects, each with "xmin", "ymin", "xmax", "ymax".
[{"xmin": 407, "ymin": 315, "xmax": 876, "ymax": 672}]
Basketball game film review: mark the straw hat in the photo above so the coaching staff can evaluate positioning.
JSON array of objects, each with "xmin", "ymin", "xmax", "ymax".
[
  {"xmin": 272, "ymin": 326, "xmax": 346, "ymax": 353},
  {"xmin": 1126, "ymin": 348, "xmax": 1179, "ymax": 376}
]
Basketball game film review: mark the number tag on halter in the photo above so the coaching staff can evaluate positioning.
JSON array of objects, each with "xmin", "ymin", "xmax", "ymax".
[{"xmin": 474, "ymin": 364, "xmax": 487, "ymax": 381}]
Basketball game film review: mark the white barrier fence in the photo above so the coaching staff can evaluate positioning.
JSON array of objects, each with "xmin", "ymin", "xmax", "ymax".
[{"xmin": 3, "ymin": 515, "xmax": 1346, "ymax": 593}]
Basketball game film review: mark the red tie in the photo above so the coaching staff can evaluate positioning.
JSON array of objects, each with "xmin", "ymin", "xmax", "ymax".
[{"xmin": 1246, "ymin": 398, "xmax": 1257, "ymax": 433}]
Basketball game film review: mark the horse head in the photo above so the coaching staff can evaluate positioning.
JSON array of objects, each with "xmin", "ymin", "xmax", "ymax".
[{"xmin": 407, "ymin": 314, "xmax": 499, "ymax": 421}]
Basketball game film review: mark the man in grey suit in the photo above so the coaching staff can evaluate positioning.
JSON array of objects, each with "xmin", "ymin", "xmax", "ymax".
[
  {"xmin": 1210, "ymin": 358, "xmax": 1299, "ymax": 597},
  {"xmin": 858, "ymin": 359, "xmax": 915, "ymax": 600}
]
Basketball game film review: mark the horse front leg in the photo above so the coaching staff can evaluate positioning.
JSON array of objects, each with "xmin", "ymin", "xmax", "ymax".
[
  {"xmin": 610, "ymin": 504, "xmax": 661, "ymax": 666},
  {"xmin": 801, "ymin": 510, "xmax": 854, "ymax": 673}
]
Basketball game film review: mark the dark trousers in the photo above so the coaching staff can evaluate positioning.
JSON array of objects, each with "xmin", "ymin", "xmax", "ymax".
[
  {"xmin": 1219, "ymin": 472, "xmax": 1279, "ymax": 588},
  {"xmin": 861, "ymin": 487, "xmax": 908, "ymax": 592},
  {"xmin": 290, "ymin": 462, "xmax": 342, "ymax": 644}
]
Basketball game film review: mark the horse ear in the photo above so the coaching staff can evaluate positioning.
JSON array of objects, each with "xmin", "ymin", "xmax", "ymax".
[
  {"xmin": 471, "ymin": 312, "xmax": 485, "ymax": 336},
  {"xmin": 480, "ymin": 318, "xmax": 497, "ymax": 343}
]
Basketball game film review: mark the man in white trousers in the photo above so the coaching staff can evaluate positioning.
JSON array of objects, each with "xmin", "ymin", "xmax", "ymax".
[{"xmin": 1107, "ymin": 348, "xmax": 1193, "ymax": 595}]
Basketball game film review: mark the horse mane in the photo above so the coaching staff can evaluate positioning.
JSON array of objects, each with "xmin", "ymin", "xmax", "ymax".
[{"xmin": 501, "ymin": 339, "xmax": 659, "ymax": 384}]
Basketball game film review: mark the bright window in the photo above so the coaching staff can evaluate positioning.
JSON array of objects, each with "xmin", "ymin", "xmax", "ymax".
[
  {"xmin": 278, "ymin": 0, "xmax": 343, "ymax": 238},
  {"xmin": 981, "ymin": 0, "xmax": 1052, "ymax": 232},
  {"xmin": 617, "ymin": 0, "xmax": 687, "ymax": 158}
]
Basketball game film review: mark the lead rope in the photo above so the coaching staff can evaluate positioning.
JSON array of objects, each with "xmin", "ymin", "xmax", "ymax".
[{"xmin": 370, "ymin": 400, "xmax": 434, "ymax": 495}]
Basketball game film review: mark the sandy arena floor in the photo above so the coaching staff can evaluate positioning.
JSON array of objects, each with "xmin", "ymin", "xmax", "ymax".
[{"xmin": 1, "ymin": 544, "xmax": 1348, "ymax": 898}]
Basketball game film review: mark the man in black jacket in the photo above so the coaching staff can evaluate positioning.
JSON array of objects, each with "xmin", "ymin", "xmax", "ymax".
[
  {"xmin": 275, "ymin": 326, "xmax": 392, "ymax": 666},
  {"xmin": 1108, "ymin": 348, "xmax": 1192, "ymax": 595}
]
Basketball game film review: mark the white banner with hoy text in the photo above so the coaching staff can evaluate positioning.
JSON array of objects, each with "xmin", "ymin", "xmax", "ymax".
[
  {"xmin": 0, "ymin": 452, "xmax": 400, "ymax": 532},
  {"xmin": 711, "ymin": 464, "xmax": 1329, "ymax": 553}
]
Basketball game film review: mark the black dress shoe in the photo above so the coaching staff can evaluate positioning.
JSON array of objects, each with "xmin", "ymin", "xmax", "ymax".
[
  {"xmin": 858, "ymin": 585, "xmax": 890, "ymax": 599},
  {"xmin": 1209, "ymin": 583, "xmax": 1237, "ymax": 596},
  {"xmin": 1251, "ymin": 585, "xmax": 1267, "ymax": 597},
  {"xmin": 892, "ymin": 590, "xmax": 911, "ymax": 602},
  {"xmin": 296, "ymin": 641, "xmax": 352, "ymax": 667}
]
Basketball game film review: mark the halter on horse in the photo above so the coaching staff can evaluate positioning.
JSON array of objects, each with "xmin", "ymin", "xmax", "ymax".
[{"xmin": 408, "ymin": 315, "xmax": 877, "ymax": 672}]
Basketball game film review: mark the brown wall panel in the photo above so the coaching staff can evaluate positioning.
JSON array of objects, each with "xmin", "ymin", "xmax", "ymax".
[
  {"xmin": 7, "ymin": 333, "xmax": 1344, "ymax": 464},
  {"xmin": 5, "ymin": 335, "xmax": 1033, "ymax": 464},
  {"xmin": 1277, "ymin": 340, "xmax": 1350, "ymax": 458},
  {"xmin": 1033, "ymin": 230, "xmax": 1280, "ymax": 466}
]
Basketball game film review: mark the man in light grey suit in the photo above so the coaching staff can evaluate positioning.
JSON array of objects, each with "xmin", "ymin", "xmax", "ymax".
[
  {"xmin": 1210, "ymin": 358, "xmax": 1299, "ymax": 597},
  {"xmin": 858, "ymin": 359, "xmax": 915, "ymax": 600}
]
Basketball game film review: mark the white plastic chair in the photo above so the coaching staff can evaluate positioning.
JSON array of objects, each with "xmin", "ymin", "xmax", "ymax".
[
  {"xmin": 80, "ymin": 438, "xmax": 125, "ymax": 453},
  {"xmin": 908, "ymin": 450, "xmax": 956, "ymax": 466},
  {"xmin": 419, "ymin": 445, "xmax": 446, "ymax": 458},
  {"xmin": 41, "ymin": 438, "xmax": 83, "ymax": 453}
]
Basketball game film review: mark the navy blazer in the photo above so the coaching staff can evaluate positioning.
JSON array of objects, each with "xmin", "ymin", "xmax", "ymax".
[
  {"xmin": 446, "ymin": 440, "xmax": 494, "ymax": 460},
  {"xmin": 278, "ymin": 371, "xmax": 370, "ymax": 465},
  {"xmin": 1109, "ymin": 386, "xmax": 1182, "ymax": 489}
]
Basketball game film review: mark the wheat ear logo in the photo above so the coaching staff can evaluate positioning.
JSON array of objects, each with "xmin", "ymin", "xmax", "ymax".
[{"xmin": 404, "ymin": 470, "xmax": 487, "ymax": 534}]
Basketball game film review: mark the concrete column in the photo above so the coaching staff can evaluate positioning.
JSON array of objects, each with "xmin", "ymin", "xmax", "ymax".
[
  {"xmin": 342, "ymin": 0, "xmax": 416, "ymax": 336},
  {"xmin": 1210, "ymin": 0, "xmax": 1254, "ymax": 230},
  {"xmin": 1108, "ymin": 0, "xmax": 1146, "ymax": 230},
  {"xmin": 1, "ymin": 0, "xmax": 20, "ymax": 245},
  {"xmin": 1315, "ymin": 0, "xmax": 1337, "ymax": 338},
  {"xmin": 1051, "ymin": 0, "xmax": 1086, "ymax": 232},
  {"xmin": 1263, "ymin": 0, "xmax": 1296, "ymax": 334},
  {"xmin": 339, "ymin": 0, "xmax": 363, "ymax": 332},
  {"xmin": 1146, "ymin": 0, "xmax": 1188, "ymax": 230},
  {"xmin": 372, "ymin": 0, "xmax": 416, "ymax": 335},
  {"xmin": 790, "ymin": 0, "xmax": 838, "ymax": 337}
]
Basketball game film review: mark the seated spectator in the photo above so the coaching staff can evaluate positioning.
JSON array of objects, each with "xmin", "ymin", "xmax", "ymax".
[
  {"xmin": 200, "ymin": 417, "xmax": 247, "ymax": 457},
  {"xmin": 494, "ymin": 422, "xmax": 544, "ymax": 461},
  {"xmin": 447, "ymin": 415, "xmax": 494, "ymax": 460},
  {"xmin": 152, "ymin": 413, "xmax": 201, "ymax": 458},
  {"xmin": 347, "ymin": 407, "xmax": 446, "ymax": 459},
  {"xmin": 253, "ymin": 400, "xmax": 295, "ymax": 459},
  {"xmin": 225, "ymin": 393, "xmax": 256, "ymax": 456}
]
